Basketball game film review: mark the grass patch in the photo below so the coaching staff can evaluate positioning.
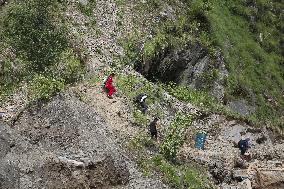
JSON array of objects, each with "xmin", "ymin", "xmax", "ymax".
[
  {"xmin": 205, "ymin": 0, "xmax": 284, "ymax": 128},
  {"xmin": 163, "ymin": 82, "xmax": 220, "ymax": 111},
  {"xmin": 133, "ymin": 109, "xmax": 148, "ymax": 126},
  {"xmin": 116, "ymin": 74, "xmax": 163, "ymax": 105},
  {"xmin": 151, "ymin": 155, "xmax": 212, "ymax": 189},
  {"xmin": 77, "ymin": 0, "xmax": 96, "ymax": 17},
  {"xmin": 162, "ymin": 82, "xmax": 264, "ymax": 127}
]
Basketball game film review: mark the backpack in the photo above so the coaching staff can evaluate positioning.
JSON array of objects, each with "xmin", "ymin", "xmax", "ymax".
[{"xmin": 238, "ymin": 140, "xmax": 248, "ymax": 149}]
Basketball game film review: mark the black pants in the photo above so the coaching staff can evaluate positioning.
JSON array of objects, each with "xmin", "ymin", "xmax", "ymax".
[
  {"xmin": 151, "ymin": 131, "xmax": 157, "ymax": 139},
  {"xmin": 140, "ymin": 101, "xmax": 148, "ymax": 114},
  {"xmin": 240, "ymin": 147, "xmax": 247, "ymax": 155}
]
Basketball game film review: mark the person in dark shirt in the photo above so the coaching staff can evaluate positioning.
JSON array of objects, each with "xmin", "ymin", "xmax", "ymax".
[
  {"xmin": 149, "ymin": 118, "xmax": 159, "ymax": 140},
  {"xmin": 238, "ymin": 138, "xmax": 250, "ymax": 155},
  {"xmin": 135, "ymin": 94, "xmax": 148, "ymax": 114}
]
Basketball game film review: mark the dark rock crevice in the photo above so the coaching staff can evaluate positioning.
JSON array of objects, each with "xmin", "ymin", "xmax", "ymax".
[{"xmin": 137, "ymin": 42, "xmax": 228, "ymax": 101}]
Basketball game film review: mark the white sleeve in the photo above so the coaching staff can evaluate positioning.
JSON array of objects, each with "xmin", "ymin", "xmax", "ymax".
[{"xmin": 140, "ymin": 95, "xmax": 147, "ymax": 102}]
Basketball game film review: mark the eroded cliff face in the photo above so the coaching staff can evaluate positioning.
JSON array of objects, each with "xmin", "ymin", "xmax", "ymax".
[{"xmin": 0, "ymin": 93, "xmax": 168, "ymax": 189}]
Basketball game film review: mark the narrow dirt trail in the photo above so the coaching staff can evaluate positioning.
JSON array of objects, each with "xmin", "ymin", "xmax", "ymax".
[
  {"xmin": 65, "ymin": 1, "xmax": 284, "ymax": 188},
  {"xmin": 72, "ymin": 82, "xmax": 143, "ymax": 144}
]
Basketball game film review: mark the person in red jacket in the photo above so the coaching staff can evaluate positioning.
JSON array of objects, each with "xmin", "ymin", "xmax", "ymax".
[{"xmin": 105, "ymin": 73, "xmax": 116, "ymax": 98}]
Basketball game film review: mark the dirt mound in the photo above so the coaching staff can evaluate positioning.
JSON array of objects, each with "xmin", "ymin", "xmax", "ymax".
[{"xmin": 0, "ymin": 93, "xmax": 168, "ymax": 189}]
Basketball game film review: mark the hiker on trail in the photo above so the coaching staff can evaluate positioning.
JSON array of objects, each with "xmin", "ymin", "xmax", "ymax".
[
  {"xmin": 149, "ymin": 118, "xmax": 159, "ymax": 141},
  {"xmin": 105, "ymin": 73, "xmax": 116, "ymax": 98},
  {"xmin": 238, "ymin": 138, "xmax": 250, "ymax": 155},
  {"xmin": 135, "ymin": 94, "xmax": 148, "ymax": 114}
]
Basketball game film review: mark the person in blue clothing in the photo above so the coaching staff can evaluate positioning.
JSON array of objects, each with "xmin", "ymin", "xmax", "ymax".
[{"xmin": 238, "ymin": 138, "xmax": 250, "ymax": 155}]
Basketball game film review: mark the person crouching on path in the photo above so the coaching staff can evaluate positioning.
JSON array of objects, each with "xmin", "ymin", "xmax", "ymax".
[
  {"xmin": 238, "ymin": 138, "xmax": 250, "ymax": 156},
  {"xmin": 135, "ymin": 94, "xmax": 148, "ymax": 114},
  {"xmin": 149, "ymin": 118, "xmax": 159, "ymax": 141},
  {"xmin": 105, "ymin": 73, "xmax": 116, "ymax": 98}
]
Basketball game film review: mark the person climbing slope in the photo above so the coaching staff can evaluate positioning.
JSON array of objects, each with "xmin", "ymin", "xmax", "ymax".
[
  {"xmin": 238, "ymin": 138, "xmax": 250, "ymax": 156},
  {"xmin": 105, "ymin": 73, "xmax": 116, "ymax": 98},
  {"xmin": 149, "ymin": 118, "xmax": 159, "ymax": 141},
  {"xmin": 135, "ymin": 93, "xmax": 148, "ymax": 114}
]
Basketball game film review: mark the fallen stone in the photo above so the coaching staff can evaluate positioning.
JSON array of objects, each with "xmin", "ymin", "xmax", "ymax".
[
  {"xmin": 57, "ymin": 156, "xmax": 85, "ymax": 167},
  {"xmin": 239, "ymin": 179, "xmax": 252, "ymax": 189}
]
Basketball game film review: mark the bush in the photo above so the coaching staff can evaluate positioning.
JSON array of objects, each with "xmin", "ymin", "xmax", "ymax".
[
  {"xmin": 29, "ymin": 75, "xmax": 65, "ymax": 100},
  {"xmin": 160, "ymin": 113, "xmax": 192, "ymax": 160},
  {"xmin": 152, "ymin": 155, "xmax": 212, "ymax": 189},
  {"xmin": 0, "ymin": 0, "xmax": 85, "ymax": 102},
  {"xmin": 3, "ymin": 0, "xmax": 67, "ymax": 71}
]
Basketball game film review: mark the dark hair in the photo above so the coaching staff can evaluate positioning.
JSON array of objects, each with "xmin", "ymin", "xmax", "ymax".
[
  {"xmin": 110, "ymin": 73, "xmax": 115, "ymax": 76},
  {"xmin": 154, "ymin": 117, "xmax": 159, "ymax": 122}
]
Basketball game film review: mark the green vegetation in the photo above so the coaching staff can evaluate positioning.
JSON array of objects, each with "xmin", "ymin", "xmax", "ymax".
[
  {"xmin": 163, "ymin": 82, "xmax": 263, "ymax": 127},
  {"xmin": 122, "ymin": 15, "xmax": 208, "ymax": 69},
  {"xmin": 205, "ymin": 0, "xmax": 284, "ymax": 128},
  {"xmin": 133, "ymin": 110, "xmax": 148, "ymax": 126},
  {"xmin": 116, "ymin": 74, "xmax": 163, "ymax": 105},
  {"xmin": 0, "ymin": 0, "xmax": 84, "ymax": 102},
  {"xmin": 128, "ymin": 113, "xmax": 212, "ymax": 189},
  {"xmin": 163, "ymin": 82, "xmax": 220, "ymax": 110},
  {"xmin": 121, "ymin": 0, "xmax": 284, "ymax": 129},
  {"xmin": 160, "ymin": 113, "xmax": 193, "ymax": 160},
  {"xmin": 28, "ymin": 75, "xmax": 65, "ymax": 100},
  {"xmin": 151, "ymin": 155, "xmax": 212, "ymax": 189},
  {"xmin": 77, "ymin": 0, "xmax": 96, "ymax": 17},
  {"xmin": 129, "ymin": 133, "xmax": 156, "ymax": 152},
  {"xmin": 137, "ymin": 155, "xmax": 212, "ymax": 188}
]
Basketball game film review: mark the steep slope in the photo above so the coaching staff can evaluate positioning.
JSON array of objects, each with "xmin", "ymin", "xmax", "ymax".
[
  {"xmin": 0, "ymin": 0, "xmax": 284, "ymax": 189},
  {"xmin": 0, "ymin": 93, "xmax": 168, "ymax": 189}
]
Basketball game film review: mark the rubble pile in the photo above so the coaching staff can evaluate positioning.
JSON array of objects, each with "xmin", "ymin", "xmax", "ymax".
[{"xmin": 178, "ymin": 114, "xmax": 284, "ymax": 188}]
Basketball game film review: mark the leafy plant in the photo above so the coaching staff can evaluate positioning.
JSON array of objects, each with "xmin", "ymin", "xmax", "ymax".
[
  {"xmin": 29, "ymin": 75, "xmax": 64, "ymax": 100},
  {"xmin": 0, "ymin": 0, "xmax": 85, "ymax": 103},
  {"xmin": 3, "ymin": 0, "xmax": 68, "ymax": 72},
  {"xmin": 160, "ymin": 113, "xmax": 192, "ymax": 160}
]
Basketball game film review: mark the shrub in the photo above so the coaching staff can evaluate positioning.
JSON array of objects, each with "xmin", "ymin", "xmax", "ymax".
[
  {"xmin": 152, "ymin": 155, "xmax": 212, "ymax": 189},
  {"xmin": 29, "ymin": 75, "xmax": 65, "ymax": 100},
  {"xmin": 3, "ymin": 0, "xmax": 67, "ymax": 72},
  {"xmin": 0, "ymin": 0, "xmax": 85, "ymax": 102},
  {"xmin": 160, "ymin": 113, "xmax": 192, "ymax": 160}
]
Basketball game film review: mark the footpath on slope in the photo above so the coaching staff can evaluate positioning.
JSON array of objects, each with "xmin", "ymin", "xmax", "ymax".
[
  {"xmin": 1, "ymin": 0, "xmax": 283, "ymax": 188},
  {"xmin": 0, "ymin": 92, "xmax": 171, "ymax": 189},
  {"xmin": 53, "ymin": 0, "xmax": 284, "ymax": 188},
  {"xmin": 70, "ymin": 1, "xmax": 284, "ymax": 188}
]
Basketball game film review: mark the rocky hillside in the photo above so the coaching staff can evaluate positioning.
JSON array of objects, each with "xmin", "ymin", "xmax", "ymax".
[{"xmin": 0, "ymin": 0, "xmax": 284, "ymax": 189}]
